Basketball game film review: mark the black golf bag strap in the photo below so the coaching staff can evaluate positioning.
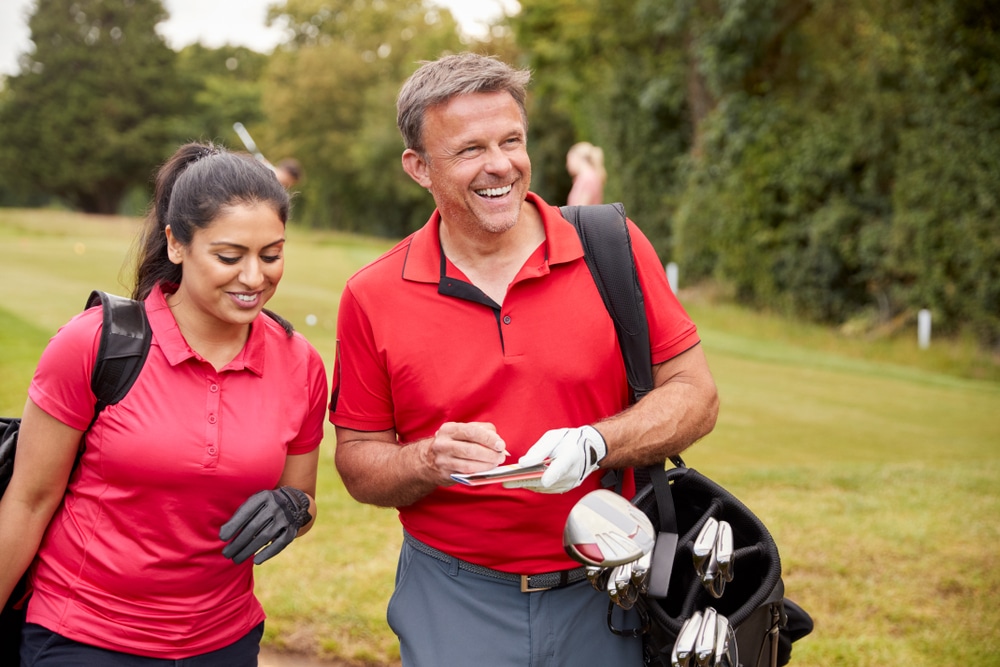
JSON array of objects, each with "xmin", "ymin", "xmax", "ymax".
[
  {"xmin": 561, "ymin": 204, "xmax": 653, "ymax": 403},
  {"xmin": 85, "ymin": 290, "xmax": 152, "ymax": 426},
  {"xmin": 561, "ymin": 203, "xmax": 684, "ymax": 470}
]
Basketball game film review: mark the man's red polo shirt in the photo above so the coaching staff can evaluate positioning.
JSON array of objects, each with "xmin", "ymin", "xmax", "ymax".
[{"xmin": 331, "ymin": 192, "xmax": 699, "ymax": 573}]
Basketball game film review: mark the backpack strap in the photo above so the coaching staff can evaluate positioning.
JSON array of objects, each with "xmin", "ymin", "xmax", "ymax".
[{"xmin": 85, "ymin": 291, "xmax": 152, "ymax": 420}]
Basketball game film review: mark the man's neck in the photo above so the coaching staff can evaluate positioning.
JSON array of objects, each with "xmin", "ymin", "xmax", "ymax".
[{"xmin": 440, "ymin": 200, "xmax": 545, "ymax": 304}]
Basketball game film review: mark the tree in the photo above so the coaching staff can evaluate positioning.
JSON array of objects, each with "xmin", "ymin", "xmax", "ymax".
[
  {"xmin": 0, "ymin": 0, "xmax": 185, "ymax": 214},
  {"xmin": 514, "ymin": 0, "xmax": 999, "ymax": 349},
  {"xmin": 258, "ymin": 0, "xmax": 496, "ymax": 234},
  {"xmin": 174, "ymin": 44, "xmax": 270, "ymax": 148}
]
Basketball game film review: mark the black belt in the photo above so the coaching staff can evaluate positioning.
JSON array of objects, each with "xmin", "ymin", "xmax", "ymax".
[{"xmin": 403, "ymin": 530, "xmax": 588, "ymax": 592}]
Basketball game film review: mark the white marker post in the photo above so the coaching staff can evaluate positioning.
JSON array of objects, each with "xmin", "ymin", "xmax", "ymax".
[
  {"xmin": 918, "ymin": 309, "xmax": 931, "ymax": 349},
  {"xmin": 666, "ymin": 262, "xmax": 679, "ymax": 294}
]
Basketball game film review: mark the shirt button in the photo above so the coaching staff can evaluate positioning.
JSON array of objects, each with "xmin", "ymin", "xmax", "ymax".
[
  {"xmin": 210, "ymin": 384, "xmax": 219, "ymax": 392},
  {"xmin": 503, "ymin": 315, "xmax": 511, "ymax": 325},
  {"xmin": 208, "ymin": 414, "xmax": 217, "ymax": 424},
  {"xmin": 208, "ymin": 447, "xmax": 217, "ymax": 455}
]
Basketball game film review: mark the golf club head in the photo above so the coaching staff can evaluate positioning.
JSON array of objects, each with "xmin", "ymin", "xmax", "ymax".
[
  {"xmin": 694, "ymin": 607, "xmax": 718, "ymax": 666},
  {"xmin": 613, "ymin": 561, "xmax": 633, "ymax": 589},
  {"xmin": 715, "ymin": 520, "xmax": 734, "ymax": 583},
  {"xmin": 612, "ymin": 562, "xmax": 639, "ymax": 609},
  {"xmin": 713, "ymin": 612, "xmax": 733, "ymax": 667},
  {"xmin": 631, "ymin": 549, "xmax": 652, "ymax": 594},
  {"xmin": 606, "ymin": 565, "xmax": 621, "ymax": 605},
  {"xmin": 586, "ymin": 565, "xmax": 611, "ymax": 592},
  {"xmin": 671, "ymin": 610, "xmax": 703, "ymax": 667},
  {"xmin": 692, "ymin": 517, "xmax": 719, "ymax": 577},
  {"xmin": 563, "ymin": 489, "xmax": 655, "ymax": 567}
]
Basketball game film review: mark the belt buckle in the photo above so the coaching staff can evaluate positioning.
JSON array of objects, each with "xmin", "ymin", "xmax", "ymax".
[{"xmin": 520, "ymin": 574, "xmax": 550, "ymax": 593}]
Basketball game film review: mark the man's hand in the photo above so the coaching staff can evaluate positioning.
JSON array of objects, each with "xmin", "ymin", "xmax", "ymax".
[
  {"xmin": 220, "ymin": 487, "xmax": 312, "ymax": 565},
  {"xmin": 426, "ymin": 422, "xmax": 509, "ymax": 484},
  {"xmin": 504, "ymin": 425, "xmax": 606, "ymax": 494}
]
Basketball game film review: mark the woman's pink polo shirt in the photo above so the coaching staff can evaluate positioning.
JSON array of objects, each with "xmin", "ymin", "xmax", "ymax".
[{"xmin": 25, "ymin": 283, "xmax": 327, "ymax": 658}]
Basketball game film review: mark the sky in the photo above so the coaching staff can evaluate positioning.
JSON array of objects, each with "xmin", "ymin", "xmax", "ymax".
[{"xmin": 0, "ymin": 0, "xmax": 520, "ymax": 77}]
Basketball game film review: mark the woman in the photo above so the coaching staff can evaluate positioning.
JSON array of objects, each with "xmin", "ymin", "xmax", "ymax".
[
  {"xmin": 0, "ymin": 143, "xmax": 328, "ymax": 665},
  {"xmin": 566, "ymin": 141, "xmax": 607, "ymax": 206}
]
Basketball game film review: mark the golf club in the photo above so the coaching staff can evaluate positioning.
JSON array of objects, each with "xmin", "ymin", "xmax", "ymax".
[
  {"xmin": 715, "ymin": 520, "xmax": 734, "ymax": 585},
  {"xmin": 671, "ymin": 607, "xmax": 736, "ymax": 667},
  {"xmin": 714, "ymin": 612, "xmax": 735, "ymax": 667},
  {"xmin": 631, "ymin": 548, "xmax": 652, "ymax": 595},
  {"xmin": 671, "ymin": 610, "xmax": 703, "ymax": 667},
  {"xmin": 232, "ymin": 122, "xmax": 269, "ymax": 165},
  {"xmin": 563, "ymin": 489, "xmax": 656, "ymax": 568},
  {"xmin": 693, "ymin": 517, "xmax": 736, "ymax": 599},
  {"xmin": 692, "ymin": 517, "xmax": 719, "ymax": 578},
  {"xmin": 694, "ymin": 607, "xmax": 717, "ymax": 666}
]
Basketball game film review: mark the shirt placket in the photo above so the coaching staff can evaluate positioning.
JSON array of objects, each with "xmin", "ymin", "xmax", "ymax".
[{"xmin": 203, "ymin": 374, "xmax": 221, "ymax": 469}]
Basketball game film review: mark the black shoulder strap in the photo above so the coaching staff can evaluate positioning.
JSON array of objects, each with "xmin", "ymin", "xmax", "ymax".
[
  {"xmin": 560, "ymin": 203, "xmax": 654, "ymax": 402},
  {"xmin": 85, "ymin": 290, "xmax": 152, "ymax": 418}
]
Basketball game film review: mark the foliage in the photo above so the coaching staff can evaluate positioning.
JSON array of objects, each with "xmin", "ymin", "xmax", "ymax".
[
  {"xmin": 174, "ymin": 43, "xmax": 270, "ymax": 147},
  {"xmin": 512, "ymin": 0, "xmax": 691, "ymax": 252},
  {"xmin": 671, "ymin": 0, "xmax": 1000, "ymax": 346},
  {"xmin": 515, "ymin": 0, "xmax": 1000, "ymax": 349},
  {"xmin": 0, "ymin": 0, "xmax": 186, "ymax": 214},
  {"xmin": 256, "ymin": 0, "xmax": 510, "ymax": 234},
  {"xmin": 0, "ymin": 0, "xmax": 995, "ymax": 348}
]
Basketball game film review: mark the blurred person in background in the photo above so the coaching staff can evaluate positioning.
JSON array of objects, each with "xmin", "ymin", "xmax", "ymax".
[
  {"xmin": 565, "ymin": 141, "xmax": 606, "ymax": 206},
  {"xmin": 273, "ymin": 157, "xmax": 303, "ymax": 189}
]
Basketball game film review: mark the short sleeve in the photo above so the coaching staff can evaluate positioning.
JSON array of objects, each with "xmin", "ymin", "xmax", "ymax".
[
  {"xmin": 627, "ymin": 220, "xmax": 701, "ymax": 364},
  {"xmin": 27, "ymin": 308, "xmax": 103, "ymax": 431}
]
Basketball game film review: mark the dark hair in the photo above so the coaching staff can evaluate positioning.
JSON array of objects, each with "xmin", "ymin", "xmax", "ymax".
[
  {"xmin": 276, "ymin": 158, "xmax": 302, "ymax": 182},
  {"xmin": 132, "ymin": 142, "xmax": 290, "ymax": 301},
  {"xmin": 396, "ymin": 53, "xmax": 532, "ymax": 153}
]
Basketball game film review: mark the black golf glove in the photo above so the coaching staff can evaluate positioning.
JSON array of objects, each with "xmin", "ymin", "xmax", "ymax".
[{"xmin": 220, "ymin": 486, "xmax": 312, "ymax": 565}]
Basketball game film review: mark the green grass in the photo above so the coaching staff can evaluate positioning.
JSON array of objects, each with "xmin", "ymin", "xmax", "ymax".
[{"xmin": 3, "ymin": 208, "xmax": 999, "ymax": 666}]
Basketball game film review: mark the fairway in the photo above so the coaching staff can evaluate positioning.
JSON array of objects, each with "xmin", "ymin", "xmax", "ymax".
[{"xmin": 2, "ymin": 209, "xmax": 998, "ymax": 666}]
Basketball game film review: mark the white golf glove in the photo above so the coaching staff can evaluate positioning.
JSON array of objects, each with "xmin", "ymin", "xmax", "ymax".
[{"xmin": 504, "ymin": 425, "xmax": 607, "ymax": 494}]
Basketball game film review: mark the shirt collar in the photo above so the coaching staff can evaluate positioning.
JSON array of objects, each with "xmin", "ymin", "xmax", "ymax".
[
  {"xmin": 400, "ymin": 191, "xmax": 585, "ymax": 284},
  {"xmin": 145, "ymin": 283, "xmax": 266, "ymax": 376}
]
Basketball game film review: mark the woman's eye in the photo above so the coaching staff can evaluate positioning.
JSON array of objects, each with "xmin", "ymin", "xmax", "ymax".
[
  {"xmin": 217, "ymin": 255, "xmax": 240, "ymax": 265},
  {"xmin": 262, "ymin": 254, "xmax": 282, "ymax": 263}
]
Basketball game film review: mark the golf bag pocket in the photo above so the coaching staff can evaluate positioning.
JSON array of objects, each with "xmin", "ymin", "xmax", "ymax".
[{"xmin": 629, "ymin": 466, "xmax": 812, "ymax": 667}]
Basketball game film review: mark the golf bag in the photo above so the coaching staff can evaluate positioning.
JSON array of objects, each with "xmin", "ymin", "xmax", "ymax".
[
  {"xmin": 0, "ymin": 291, "xmax": 150, "ymax": 665},
  {"xmin": 630, "ymin": 464, "xmax": 812, "ymax": 667},
  {"xmin": 562, "ymin": 203, "xmax": 812, "ymax": 666}
]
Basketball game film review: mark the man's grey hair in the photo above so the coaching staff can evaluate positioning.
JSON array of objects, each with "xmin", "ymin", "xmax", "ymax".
[{"xmin": 396, "ymin": 53, "xmax": 532, "ymax": 153}]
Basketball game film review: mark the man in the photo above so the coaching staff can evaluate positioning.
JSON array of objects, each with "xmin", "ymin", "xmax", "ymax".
[{"xmin": 330, "ymin": 53, "xmax": 719, "ymax": 666}]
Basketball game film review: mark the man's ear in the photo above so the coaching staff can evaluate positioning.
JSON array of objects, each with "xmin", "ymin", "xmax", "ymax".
[{"xmin": 401, "ymin": 149, "xmax": 432, "ymax": 189}]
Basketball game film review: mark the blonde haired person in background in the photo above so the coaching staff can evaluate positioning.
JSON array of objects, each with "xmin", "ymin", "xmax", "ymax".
[{"xmin": 565, "ymin": 141, "xmax": 606, "ymax": 206}]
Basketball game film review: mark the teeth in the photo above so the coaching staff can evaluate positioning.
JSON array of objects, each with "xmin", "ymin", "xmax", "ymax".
[
  {"xmin": 235, "ymin": 294, "xmax": 255, "ymax": 302},
  {"xmin": 476, "ymin": 185, "xmax": 512, "ymax": 197}
]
